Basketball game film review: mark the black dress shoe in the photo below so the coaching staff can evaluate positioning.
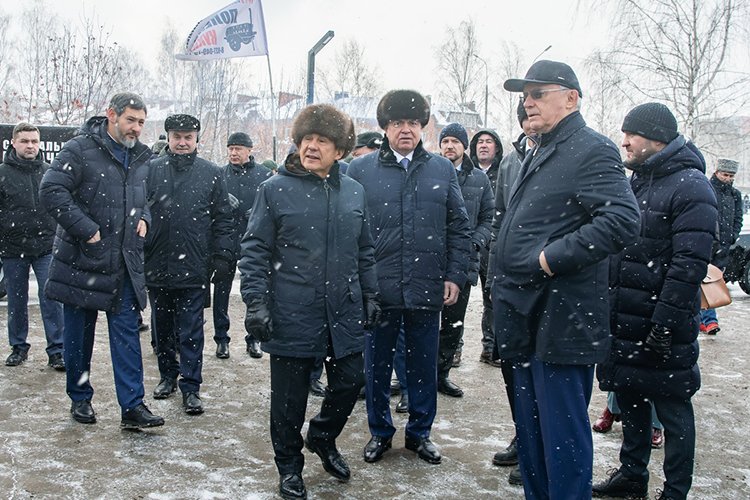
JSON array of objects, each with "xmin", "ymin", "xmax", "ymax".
[
  {"xmin": 5, "ymin": 347, "xmax": 28, "ymax": 366},
  {"xmin": 508, "ymin": 465, "xmax": 523, "ymax": 485},
  {"xmin": 396, "ymin": 392, "xmax": 409, "ymax": 413},
  {"xmin": 304, "ymin": 436, "xmax": 350, "ymax": 482},
  {"xmin": 405, "ymin": 435, "xmax": 441, "ymax": 464},
  {"xmin": 71, "ymin": 399, "xmax": 96, "ymax": 424},
  {"xmin": 492, "ymin": 436, "xmax": 518, "ymax": 465},
  {"xmin": 216, "ymin": 342, "xmax": 230, "ymax": 359},
  {"xmin": 246, "ymin": 340, "xmax": 263, "ymax": 359},
  {"xmin": 309, "ymin": 378, "xmax": 326, "ymax": 397},
  {"xmin": 121, "ymin": 403, "xmax": 165, "ymax": 429},
  {"xmin": 48, "ymin": 353, "xmax": 66, "ymax": 371},
  {"xmin": 592, "ymin": 468, "xmax": 648, "ymax": 498},
  {"xmin": 153, "ymin": 377, "xmax": 177, "ymax": 399},
  {"xmin": 183, "ymin": 391, "xmax": 204, "ymax": 415},
  {"xmin": 438, "ymin": 377, "xmax": 464, "ymax": 397},
  {"xmin": 279, "ymin": 473, "xmax": 307, "ymax": 500},
  {"xmin": 363, "ymin": 435, "xmax": 392, "ymax": 463}
]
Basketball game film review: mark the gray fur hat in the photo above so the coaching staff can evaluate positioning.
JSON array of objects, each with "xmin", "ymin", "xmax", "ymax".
[
  {"xmin": 717, "ymin": 158, "xmax": 739, "ymax": 174},
  {"xmin": 291, "ymin": 104, "xmax": 356, "ymax": 157},
  {"xmin": 377, "ymin": 90, "xmax": 430, "ymax": 129}
]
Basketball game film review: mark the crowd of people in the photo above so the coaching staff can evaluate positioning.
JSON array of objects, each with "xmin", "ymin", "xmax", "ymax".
[{"xmin": 0, "ymin": 59, "xmax": 744, "ymax": 500}]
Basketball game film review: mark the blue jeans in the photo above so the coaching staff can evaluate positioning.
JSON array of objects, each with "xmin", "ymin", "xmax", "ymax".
[
  {"xmin": 4, "ymin": 254, "xmax": 63, "ymax": 355},
  {"xmin": 64, "ymin": 276, "xmax": 145, "ymax": 414},
  {"xmin": 699, "ymin": 308, "xmax": 717, "ymax": 326},
  {"xmin": 365, "ymin": 309, "xmax": 439, "ymax": 439}
]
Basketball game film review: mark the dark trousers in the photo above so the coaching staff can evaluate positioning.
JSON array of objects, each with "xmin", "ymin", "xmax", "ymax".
[
  {"xmin": 4, "ymin": 254, "xmax": 63, "ymax": 355},
  {"xmin": 150, "ymin": 287, "xmax": 206, "ymax": 394},
  {"xmin": 212, "ymin": 271, "xmax": 234, "ymax": 344},
  {"xmin": 513, "ymin": 354, "xmax": 594, "ymax": 500},
  {"xmin": 270, "ymin": 351, "xmax": 364, "ymax": 475},
  {"xmin": 437, "ymin": 282, "xmax": 472, "ymax": 378},
  {"xmin": 63, "ymin": 276, "xmax": 145, "ymax": 414},
  {"xmin": 479, "ymin": 257, "xmax": 495, "ymax": 354},
  {"xmin": 617, "ymin": 390, "xmax": 696, "ymax": 500},
  {"xmin": 365, "ymin": 309, "xmax": 439, "ymax": 439},
  {"xmin": 501, "ymin": 359, "xmax": 516, "ymax": 423}
]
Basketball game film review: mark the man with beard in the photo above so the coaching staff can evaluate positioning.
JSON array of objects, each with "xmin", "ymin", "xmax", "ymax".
[
  {"xmin": 437, "ymin": 123, "xmax": 493, "ymax": 397},
  {"xmin": 145, "ymin": 114, "xmax": 233, "ymax": 415},
  {"xmin": 0, "ymin": 123, "xmax": 64, "ymax": 370},
  {"xmin": 213, "ymin": 132, "xmax": 272, "ymax": 360},
  {"xmin": 40, "ymin": 92, "xmax": 164, "ymax": 428}
]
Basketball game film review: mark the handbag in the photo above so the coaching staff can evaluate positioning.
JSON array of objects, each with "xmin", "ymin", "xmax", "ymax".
[{"xmin": 700, "ymin": 263, "xmax": 732, "ymax": 310}]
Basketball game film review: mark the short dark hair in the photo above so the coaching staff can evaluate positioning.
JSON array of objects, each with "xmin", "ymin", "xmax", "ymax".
[
  {"xmin": 108, "ymin": 92, "xmax": 147, "ymax": 116},
  {"xmin": 12, "ymin": 122, "xmax": 39, "ymax": 140}
]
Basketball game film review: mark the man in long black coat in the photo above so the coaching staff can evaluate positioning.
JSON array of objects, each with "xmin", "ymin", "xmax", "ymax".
[
  {"xmin": 593, "ymin": 103, "xmax": 717, "ymax": 500},
  {"xmin": 492, "ymin": 61, "xmax": 640, "ymax": 498}
]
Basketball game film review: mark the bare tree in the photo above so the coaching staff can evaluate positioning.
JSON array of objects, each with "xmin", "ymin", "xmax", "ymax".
[
  {"xmin": 593, "ymin": 0, "xmax": 750, "ymax": 147},
  {"xmin": 18, "ymin": 0, "xmax": 56, "ymax": 122},
  {"xmin": 492, "ymin": 41, "xmax": 527, "ymax": 143},
  {"xmin": 581, "ymin": 50, "xmax": 634, "ymax": 143},
  {"xmin": 319, "ymin": 38, "xmax": 381, "ymax": 99},
  {"xmin": 434, "ymin": 20, "xmax": 483, "ymax": 112}
]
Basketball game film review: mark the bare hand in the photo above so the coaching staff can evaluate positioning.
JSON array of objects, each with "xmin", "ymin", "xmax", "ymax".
[
  {"xmin": 87, "ymin": 231, "xmax": 101, "ymax": 243},
  {"xmin": 443, "ymin": 281, "xmax": 460, "ymax": 306},
  {"xmin": 539, "ymin": 251, "xmax": 553, "ymax": 276},
  {"xmin": 137, "ymin": 219, "xmax": 148, "ymax": 237}
]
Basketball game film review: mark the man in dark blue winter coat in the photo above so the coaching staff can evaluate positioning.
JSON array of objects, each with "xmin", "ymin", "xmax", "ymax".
[
  {"xmin": 436, "ymin": 122, "xmax": 493, "ymax": 397},
  {"xmin": 494, "ymin": 61, "xmax": 640, "ymax": 498},
  {"xmin": 145, "ymin": 114, "xmax": 234, "ymax": 415},
  {"xmin": 0, "ymin": 123, "xmax": 64, "ymax": 370},
  {"xmin": 593, "ymin": 103, "xmax": 717, "ymax": 500},
  {"xmin": 699, "ymin": 158, "xmax": 743, "ymax": 335},
  {"xmin": 348, "ymin": 89, "xmax": 471, "ymax": 466},
  {"xmin": 40, "ymin": 92, "xmax": 164, "ymax": 429},
  {"xmin": 213, "ymin": 132, "xmax": 272, "ymax": 360},
  {"xmin": 239, "ymin": 104, "xmax": 380, "ymax": 500}
]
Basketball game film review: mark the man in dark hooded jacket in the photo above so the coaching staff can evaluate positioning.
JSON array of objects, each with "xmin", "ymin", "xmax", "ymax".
[
  {"xmin": 593, "ymin": 103, "xmax": 717, "ymax": 500},
  {"xmin": 40, "ymin": 92, "xmax": 164, "ymax": 429},
  {"xmin": 145, "ymin": 114, "xmax": 234, "ymax": 415}
]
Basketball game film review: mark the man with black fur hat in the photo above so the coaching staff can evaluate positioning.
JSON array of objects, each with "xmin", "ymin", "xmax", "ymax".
[
  {"xmin": 593, "ymin": 102, "xmax": 717, "ymax": 500},
  {"xmin": 351, "ymin": 131, "xmax": 383, "ymax": 158},
  {"xmin": 493, "ymin": 61, "xmax": 640, "ymax": 498},
  {"xmin": 436, "ymin": 122, "xmax": 493, "ymax": 398},
  {"xmin": 239, "ymin": 104, "xmax": 380, "ymax": 500},
  {"xmin": 145, "ymin": 114, "xmax": 234, "ymax": 415},
  {"xmin": 213, "ymin": 132, "xmax": 272, "ymax": 360},
  {"xmin": 348, "ymin": 90, "xmax": 471, "ymax": 466}
]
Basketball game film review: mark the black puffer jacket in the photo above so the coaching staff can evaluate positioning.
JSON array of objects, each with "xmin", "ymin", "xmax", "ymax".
[
  {"xmin": 40, "ymin": 116, "xmax": 151, "ymax": 312},
  {"xmin": 709, "ymin": 173, "xmax": 743, "ymax": 269},
  {"xmin": 239, "ymin": 155, "xmax": 379, "ymax": 359},
  {"xmin": 598, "ymin": 136, "xmax": 717, "ymax": 399},
  {"xmin": 0, "ymin": 148, "xmax": 56, "ymax": 258},
  {"xmin": 221, "ymin": 158, "xmax": 273, "ymax": 260},
  {"xmin": 145, "ymin": 149, "xmax": 233, "ymax": 289},
  {"xmin": 455, "ymin": 153, "xmax": 493, "ymax": 285}
]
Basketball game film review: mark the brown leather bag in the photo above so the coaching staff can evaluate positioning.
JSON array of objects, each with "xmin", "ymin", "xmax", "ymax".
[{"xmin": 700, "ymin": 264, "xmax": 732, "ymax": 310}]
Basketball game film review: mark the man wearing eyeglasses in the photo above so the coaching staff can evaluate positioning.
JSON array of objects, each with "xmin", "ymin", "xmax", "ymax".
[
  {"xmin": 490, "ymin": 61, "xmax": 640, "ymax": 498},
  {"xmin": 347, "ymin": 89, "xmax": 471, "ymax": 466}
]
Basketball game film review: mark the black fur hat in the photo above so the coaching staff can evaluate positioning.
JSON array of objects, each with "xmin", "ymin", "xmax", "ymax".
[
  {"xmin": 377, "ymin": 90, "xmax": 430, "ymax": 129},
  {"xmin": 291, "ymin": 104, "xmax": 356, "ymax": 157},
  {"xmin": 164, "ymin": 114, "xmax": 200, "ymax": 132}
]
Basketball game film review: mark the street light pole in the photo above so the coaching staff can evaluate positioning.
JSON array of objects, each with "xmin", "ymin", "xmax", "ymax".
[
  {"xmin": 307, "ymin": 30, "xmax": 335, "ymax": 105},
  {"xmin": 473, "ymin": 53, "xmax": 488, "ymax": 128}
]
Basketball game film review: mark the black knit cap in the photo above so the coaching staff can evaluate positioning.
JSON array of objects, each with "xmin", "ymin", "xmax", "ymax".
[
  {"xmin": 377, "ymin": 90, "xmax": 430, "ymax": 129},
  {"xmin": 164, "ymin": 114, "xmax": 200, "ymax": 132},
  {"xmin": 517, "ymin": 98, "xmax": 528, "ymax": 126},
  {"xmin": 504, "ymin": 60, "xmax": 583, "ymax": 97},
  {"xmin": 621, "ymin": 103, "xmax": 678, "ymax": 144},
  {"xmin": 439, "ymin": 123, "xmax": 469, "ymax": 149},
  {"xmin": 227, "ymin": 132, "xmax": 253, "ymax": 147}
]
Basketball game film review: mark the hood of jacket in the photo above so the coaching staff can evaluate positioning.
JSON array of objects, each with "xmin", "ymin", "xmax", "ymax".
[
  {"xmin": 626, "ymin": 136, "xmax": 703, "ymax": 179},
  {"xmin": 469, "ymin": 129, "xmax": 503, "ymax": 170},
  {"xmin": 79, "ymin": 115, "xmax": 151, "ymax": 167},
  {"xmin": 2, "ymin": 147, "xmax": 44, "ymax": 173}
]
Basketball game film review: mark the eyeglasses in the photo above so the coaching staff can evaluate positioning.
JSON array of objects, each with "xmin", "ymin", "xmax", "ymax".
[
  {"xmin": 390, "ymin": 119, "xmax": 421, "ymax": 129},
  {"xmin": 522, "ymin": 87, "xmax": 570, "ymax": 102}
]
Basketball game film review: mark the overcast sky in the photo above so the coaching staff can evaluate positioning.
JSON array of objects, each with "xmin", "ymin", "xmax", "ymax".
[{"xmin": 49, "ymin": 0, "xmax": 611, "ymax": 97}]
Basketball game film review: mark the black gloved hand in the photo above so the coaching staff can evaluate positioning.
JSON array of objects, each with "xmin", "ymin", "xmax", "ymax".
[
  {"xmin": 245, "ymin": 300, "xmax": 273, "ymax": 342},
  {"xmin": 363, "ymin": 293, "xmax": 382, "ymax": 330},
  {"xmin": 645, "ymin": 324, "xmax": 672, "ymax": 361},
  {"xmin": 211, "ymin": 257, "xmax": 234, "ymax": 283}
]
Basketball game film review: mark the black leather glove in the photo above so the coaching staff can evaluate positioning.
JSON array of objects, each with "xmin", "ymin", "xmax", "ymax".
[
  {"xmin": 211, "ymin": 257, "xmax": 234, "ymax": 283},
  {"xmin": 645, "ymin": 324, "xmax": 672, "ymax": 361},
  {"xmin": 363, "ymin": 293, "xmax": 382, "ymax": 330},
  {"xmin": 245, "ymin": 300, "xmax": 273, "ymax": 342}
]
